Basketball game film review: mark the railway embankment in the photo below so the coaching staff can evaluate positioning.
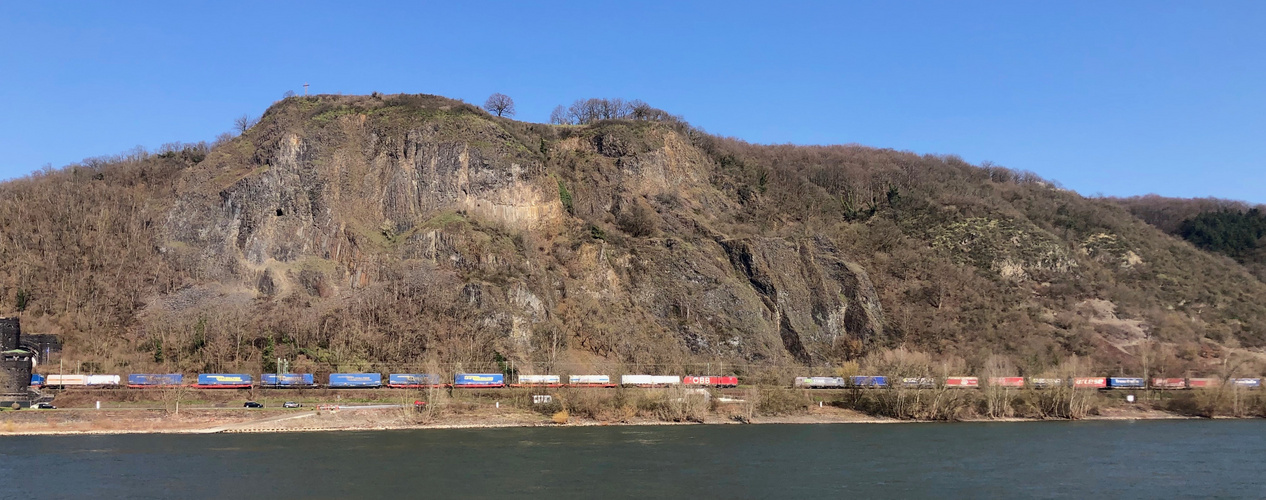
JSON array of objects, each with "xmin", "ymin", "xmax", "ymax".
[{"xmin": 2, "ymin": 385, "xmax": 1259, "ymax": 436}]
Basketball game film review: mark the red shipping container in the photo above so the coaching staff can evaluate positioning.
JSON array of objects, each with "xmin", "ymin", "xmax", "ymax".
[
  {"xmin": 1188, "ymin": 378, "xmax": 1219, "ymax": 388},
  {"xmin": 1072, "ymin": 377, "xmax": 1107, "ymax": 389},
  {"xmin": 945, "ymin": 376, "xmax": 979, "ymax": 388},
  {"xmin": 1152, "ymin": 378, "xmax": 1186, "ymax": 389},
  {"xmin": 988, "ymin": 377, "xmax": 1025, "ymax": 388}
]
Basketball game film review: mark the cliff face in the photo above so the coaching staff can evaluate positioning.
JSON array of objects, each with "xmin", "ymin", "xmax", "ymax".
[
  {"xmin": 2, "ymin": 93, "xmax": 1265, "ymax": 377},
  {"xmin": 148, "ymin": 94, "xmax": 888, "ymax": 371}
]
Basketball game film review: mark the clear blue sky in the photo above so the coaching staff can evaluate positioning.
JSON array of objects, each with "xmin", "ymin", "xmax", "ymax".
[{"xmin": 2, "ymin": 1, "xmax": 1263, "ymax": 202}]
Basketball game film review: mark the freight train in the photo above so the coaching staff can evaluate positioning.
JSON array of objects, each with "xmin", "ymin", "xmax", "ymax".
[{"xmin": 29, "ymin": 372, "xmax": 1258, "ymax": 391}]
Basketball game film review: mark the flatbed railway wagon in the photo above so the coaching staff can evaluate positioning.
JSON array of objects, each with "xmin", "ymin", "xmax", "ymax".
[
  {"xmin": 127, "ymin": 374, "xmax": 183, "ymax": 388},
  {"xmin": 1107, "ymin": 377, "xmax": 1145, "ymax": 389},
  {"xmin": 988, "ymin": 377, "xmax": 1025, "ymax": 388},
  {"xmin": 621, "ymin": 375, "xmax": 681, "ymax": 388},
  {"xmin": 329, "ymin": 373, "xmax": 382, "ymax": 388},
  {"xmin": 387, "ymin": 373, "xmax": 445, "ymax": 388},
  {"xmin": 260, "ymin": 373, "xmax": 315, "ymax": 388},
  {"xmin": 1152, "ymin": 378, "xmax": 1187, "ymax": 390},
  {"xmin": 850, "ymin": 376, "xmax": 888, "ymax": 388},
  {"xmin": 944, "ymin": 377, "xmax": 979, "ymax": 388},
  {"xmin": 1029, "ymin": 378, "xmax": 1063, "ymax": 389},
  {"xmin": 194, "ymin": 374, "xmax": 252, "ymax": 389},
  {"xmin": 512, "ymin": 375, "xmax": 561, "ymax": 388},
  {"xmin": 682, "ymin": 376, "xmax": 739, "ymax": 388},
  {"xmin": 900, "ymin": 377, "xmax": 936, "ymax": 388},
  {"xmin": 1072, "ymin": 377, "xmax": 1107, "ymax": 389},
  {"xmin": 1231, "ymin": 378, "xmax": 1262, "ymax": 388},
  {"xmin": 568, "ymin": 375, "xmax": 615, "ymax": 388},
  {"xmin": 1187, "ymin": 378, "xmax": 1219, "ymax": 389},
  {"xmin": 45, "ymin": 375, "xmax": 120, "ymax": 388},
  {"xmin": 454, "ymin": 373, "xmax": 505, "ymax": 388}
]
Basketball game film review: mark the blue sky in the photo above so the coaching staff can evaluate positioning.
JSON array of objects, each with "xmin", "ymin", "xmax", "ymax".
[{"xmin": 2, "ymin": 1, "xmax": 1263, "ymax": 202}]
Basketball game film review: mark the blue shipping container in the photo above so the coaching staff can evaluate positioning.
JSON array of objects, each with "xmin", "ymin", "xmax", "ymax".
[
  {"xmin": 1107, "ymin": 377, "xmax": 1145, "ymax": 389},
  {"xmin": 389, "ymin": 373, "xmax": 444, "ymax": 386},
  {"xmin": 260, "ymin": 373, "xmax": 315, "ymax": 386},
  {"xmin": 128, "ymin": 373, "xmax": 184, "ymax": 386},
  {"xmin": 329, "ymin": 373, "xmax": 382, "ymax": 388},
  {"xmin": 197, "ymin": 373, "xmax": 253, "ymax": 386},
  {"xmin": 850, "ymin": 376, "xmax": 888, "ymax": 387},
  {"xmin": 1232, "ymin": 378, "xmax": 1262, "ymax": 388},
  {"xmin": 454, "ymin": 373, "xmax": 505, "ymax": 387},
  {"xmin": 30, "ymin": 374, "xmax": 45, "ymax": 386}
]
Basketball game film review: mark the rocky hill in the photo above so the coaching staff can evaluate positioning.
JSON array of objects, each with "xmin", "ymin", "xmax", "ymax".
[{"xmin": 2, "ymin": 93, "xmax": 1264, "ymax": 379}]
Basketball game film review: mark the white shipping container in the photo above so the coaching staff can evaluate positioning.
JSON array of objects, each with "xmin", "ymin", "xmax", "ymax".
[
  {"xmin": 569, "ymin": 375, "xmax": 611, "ymax": 384},
  {"xmin": 517, "ymin": 375, "xmax": 561, "ymax": 384},
  {"xmin": 85, "ymin": 375, "xmax": 121, "ymax": 386},
  {"xmin": 621, "ymin": 375, "xmax": 654, "ymax": 386},
  {"xmin": 651, "ymin": 375, "xmax": 681, "ymax": 385}
]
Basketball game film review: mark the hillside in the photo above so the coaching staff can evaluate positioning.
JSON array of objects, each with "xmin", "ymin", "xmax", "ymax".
[{"xmin": 2, "ymin": 93, "xmax": 1265, "ymax": 380}]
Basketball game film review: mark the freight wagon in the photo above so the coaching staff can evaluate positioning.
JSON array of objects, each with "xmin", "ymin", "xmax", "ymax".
[
  {"xmin": 568, "ymin": 375, "xmax": 615, "ymax": 388},
  {"xmin": 1029, "ymin": 378, "xmax": 1063, "ymax": 389},
  {"xmin": 50, "ymin": 375, "xmax": 82, "ymax": 387},
  {"xmin": 454, "ymin": 373, "xmax": 505, "ymax": 388},
  {"xmin": 1072, "ymin": 377, "xmax": 1107, "ymax": 389},
  {"xmin": 900, "ymin": 377, "xmax": 936, "ymax": 388},
  {"xmin": 621, "ymin": 375, "xmax": 681, "ymax": 387},
  {"xmin": 850, "ymin": 376, "xmax": 888, "ymax": 388},
  {"xmin": 45, "ymin": 375, "xmax": 121, "ymax": 387},
  {"xmin": 1187, "ymin": 378, "xmax": 1219, "ymax": 389},
  {"xmin": 944, "ymin": 377, "xmax": 978, "ymax": 388},
  {"xmin": 513, "ymin": 375, "xmax": 561, "ymax": 387},
  {"xmin": 794, "ymin": 377, "xmax": 846, "ymax": 388},
  {"xmin": 195, "ymin": 374, "xmax": 252, "ymax": 389},
  {"xmin": 1107, "ymin": 377, "xmax": 1145, "ymax": 389},
  {"xmin": 127, "ymin": 373, "xmax": 183, "ymax": 388},
  {"xmin": 260, "ymin": 373, "xmax": 315, "ymax": 388},
  {"xmin": 682, "ymin": 376, "xmax": 739, "ymax": 388},
  {"xmin": 387, "ymin": 373, "xmax": 445, "ymax": 388},
  {"xmin": 329, "ymin": 373, "xmax": 382, "ymax": 388},
  {"xmin": 988, "ymin": 377, "xmax": 1025, "ymax": 388},
  {"xmin": 1151, "ymin": 378, "xmax": 1186, "ymax": 389},
  {"xmin": 1231, "ymin": 378, "xmax": 1262, "ymax": 388}
]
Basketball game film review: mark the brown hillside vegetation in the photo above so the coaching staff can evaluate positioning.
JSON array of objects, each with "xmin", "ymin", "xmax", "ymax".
[{"xmin": 2, "ymin": 93, "xmax": 1265, "ymax": 380}]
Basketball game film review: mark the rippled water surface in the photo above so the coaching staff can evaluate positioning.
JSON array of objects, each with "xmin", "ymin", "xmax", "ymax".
[{"xmin": 2, "ymin": 420, "xmax": 1264, "ymax": 499}]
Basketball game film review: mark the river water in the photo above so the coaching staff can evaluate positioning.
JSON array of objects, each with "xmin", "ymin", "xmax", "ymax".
[{"xmin": 2, "ymin": 420, "xmax": 1263, "ymax": 499}]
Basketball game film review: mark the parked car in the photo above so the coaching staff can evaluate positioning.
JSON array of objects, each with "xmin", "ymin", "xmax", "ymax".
[
  {"xmin": 34, "ymin": 402, "xmax": 56, "ymax": 409},
  {"xmin": 282, "ymin": 401, "xmax": 301, "ymax": 408},
  {"xmin": 243, "ymin": 401, "xmax": 263, "ymax": 408}
]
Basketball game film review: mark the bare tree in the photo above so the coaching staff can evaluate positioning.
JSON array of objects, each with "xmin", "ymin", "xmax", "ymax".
[
  {"xmin": 283, "ymin": 90, "xmax": 296, "ymax": 99},
  {"xmin": 234, "ymin": 114, "xmax": 257, "ymax": 134},
  {"xmin": 549, "ymin": 105, "xmax": 571, "ymax": 125},
  {"xmin": 483, "ymin": 93, "xmax": 516, "ymax": 117}
]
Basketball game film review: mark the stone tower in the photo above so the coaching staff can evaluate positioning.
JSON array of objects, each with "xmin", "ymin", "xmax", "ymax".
[{"xmin": 1, "ymin": 317, "xmax": 33, "ymax": 403}]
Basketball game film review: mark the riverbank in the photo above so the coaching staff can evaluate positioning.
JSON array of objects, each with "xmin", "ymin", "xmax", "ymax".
[{"xmin": 0, "ymin": 400, "xmax": 1221, "ymax": 437}]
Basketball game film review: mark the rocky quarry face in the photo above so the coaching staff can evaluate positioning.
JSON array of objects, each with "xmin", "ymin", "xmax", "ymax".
[{"xmin": 153, "ymin": 95, "xmax": 887, "ymax": 371}]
